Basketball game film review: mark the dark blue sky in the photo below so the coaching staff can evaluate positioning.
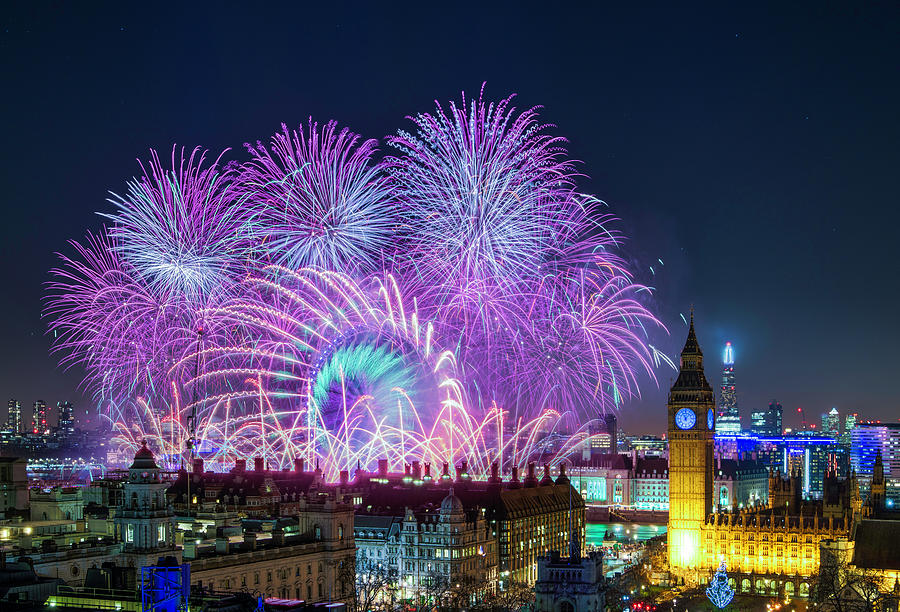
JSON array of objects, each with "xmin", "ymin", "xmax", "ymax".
[{"xmin": 1, "ymin": 2, "xmax": 898, "ymax": 434}]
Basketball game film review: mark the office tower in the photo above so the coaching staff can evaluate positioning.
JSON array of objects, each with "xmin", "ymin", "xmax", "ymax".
[
  {"xmin": 750, "ymin": 401, "xmax": 783, "ymax": 437},
  {"xmin": 851, "ymin": 422, "xmax": 900, "ymax": 507},
  {"xmin": 841, "ymin": 413, "xmax": 858, "ymax": 445},
  {"xmin": 57, "ymin": 401, "xmax": 75, "ymax": 436},
  {"xmin": 6, "ymin": 400, "xmax": 22, "ymax": 434},
  {"xmin": 603, "ymin": 413, "xmax": 617, "ymax": 453},
  {"xmin": 32, "ymin": 400, "xmax": 48, "ymax": 435},
  {"xmin": 715, "ymin": 342, "xmax": 741, "ymax": 435},
  {"xmin": 821, "ymin": 407, "xmax": 840, "ymax": 437}
]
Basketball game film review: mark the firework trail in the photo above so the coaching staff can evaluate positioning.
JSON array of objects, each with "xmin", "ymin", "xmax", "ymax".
[
  {"xmin": 240, "ymin": 120, "xmax": 397, "ymax": 274},
  {"xmin": 46, "ymin": 229, "xmax": 204, "ymax": 404}
]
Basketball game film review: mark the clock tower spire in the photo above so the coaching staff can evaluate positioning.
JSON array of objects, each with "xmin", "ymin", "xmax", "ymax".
[{"xmin": 667, "ymin": 310, "xmax": 715, "ymax": 575}]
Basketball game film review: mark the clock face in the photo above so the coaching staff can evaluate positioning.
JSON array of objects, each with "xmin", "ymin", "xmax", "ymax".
[
  {"xmin": 675, "ymin": 408, "xmax": 696, "ymax": 430},
  {"xmin": 707, "ymin": 408, "xmax": 715, "ymax": 430}
]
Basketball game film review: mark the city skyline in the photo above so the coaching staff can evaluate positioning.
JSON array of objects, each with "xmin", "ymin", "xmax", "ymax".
[{"xmin": 1, "ymin": 4, "xmax": 899, "ymax": 436}]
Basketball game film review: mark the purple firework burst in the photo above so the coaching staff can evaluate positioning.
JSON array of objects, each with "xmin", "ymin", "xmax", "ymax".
[
  {"xmin": 103, "ymin": 146, "xmax": 245, "ymax": 302},
  {"xmin": 239, "ymin": 120, "xmax": 397, "ymax": 274},
  {"xmin": 45, "ymin": 229, "xmax": 204, "ymax": 403}
]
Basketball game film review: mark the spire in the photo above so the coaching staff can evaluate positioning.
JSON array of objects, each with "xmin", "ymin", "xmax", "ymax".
[
  {"xmin": 669, "ymin": 307, "xmax": 712, "ymax": 395},
  {"xmin": 681, "ymin": 307, "xmax": 703, "ymax": 364}
]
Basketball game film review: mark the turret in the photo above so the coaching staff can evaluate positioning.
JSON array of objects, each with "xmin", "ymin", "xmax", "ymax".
[{"xmin": 869, "ymin": 449, "xmax": 886, "ymax": 512}]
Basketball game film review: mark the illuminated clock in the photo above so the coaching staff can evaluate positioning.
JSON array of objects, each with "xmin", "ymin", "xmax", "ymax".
[
  {"xmin": 707, "ymin": 408, "xmax": 715, "ymax": 430},
  {"xmin": 675, "ymin": 408, "xmax": 696, "ymax": 430}
]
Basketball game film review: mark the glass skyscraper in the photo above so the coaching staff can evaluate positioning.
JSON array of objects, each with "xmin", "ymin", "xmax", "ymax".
[
  {"xmin": 715, "ymin": 342, "xmax": 741, "ymax": 435},
  {"xmin": 751, "ymin": 401, "xmax": 783, "ymax": 437},
  {"xmin": 6, "ymin": 399, "xmax": 21, "ymax": 434},
  {"xmin": 821, "ymin": 407, "xmax": 840, "ymax": 437}
]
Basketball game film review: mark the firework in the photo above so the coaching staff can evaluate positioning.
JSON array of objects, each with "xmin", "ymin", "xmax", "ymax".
[
  {"xmin": 47, "ymin": 88, "xmax": 671, "ymax": 478},
  {"xmin": 240, "ymin": 120, "xmax": 397, "ymax": 274},
  {"xmin": 46, "ymin": 229, "xmax": 202, "ymax": 403},
  {"xmin": 387, "ymin": 87, "xmax": 666, "ymax": 415},
  {"xmin": 103, "ymin": 146, "xmax": 245, "ymax": 302}
]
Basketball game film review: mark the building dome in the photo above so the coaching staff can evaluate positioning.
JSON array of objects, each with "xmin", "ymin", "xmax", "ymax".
[
  {"xmin": 129, "ymin": 441, "xmax": 159, "ymax": 471},
  {"xmin": 440, "ymin": 488, "xmax": 464, "ymax": 515}
]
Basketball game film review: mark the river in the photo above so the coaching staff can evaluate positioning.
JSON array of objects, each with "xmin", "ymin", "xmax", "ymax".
[{"xmin": 586, "ymin": 522, "xmax": 666, "ymax": 546}]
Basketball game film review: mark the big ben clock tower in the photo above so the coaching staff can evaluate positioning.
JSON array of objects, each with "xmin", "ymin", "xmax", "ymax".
[{"xmin": 666, "ymin": 311, "xmax": 715, "ymax": 575}]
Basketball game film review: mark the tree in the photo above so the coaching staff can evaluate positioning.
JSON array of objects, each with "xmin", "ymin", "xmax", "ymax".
[
  {"xmin": 811, "ymin": 547, "xmax": 889, "ymax": 612},
  {"xmin": 469, "ymin": 581, "xmax": 534, "ymax": 612},
  {"xmin": 340, "ymin": 557, "xmax": 401, "ymax": 612}
]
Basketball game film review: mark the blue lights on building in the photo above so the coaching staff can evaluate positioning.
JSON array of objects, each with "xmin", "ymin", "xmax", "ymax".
[{"xmin": 141, "ymin": 561, "xmax": 190, "ymax": 612}]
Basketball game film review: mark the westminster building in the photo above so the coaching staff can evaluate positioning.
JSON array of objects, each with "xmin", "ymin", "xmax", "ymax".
[{"xmin": 664, "ymin": 313, "xmax": 898, "ymax": 600}]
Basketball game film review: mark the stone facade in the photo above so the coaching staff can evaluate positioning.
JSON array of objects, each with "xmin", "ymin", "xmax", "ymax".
[{"xmin": 535, "ymin": 550, "xmax": 605, "ymax": 612}]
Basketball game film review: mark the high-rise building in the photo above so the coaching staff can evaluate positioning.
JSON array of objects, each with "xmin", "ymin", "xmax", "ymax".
[
  {"xmin": 57, "ymin": 401, "xmax": 75, "ymax": 436},
  {"xmin": 667, "ymin": 312, "xmax": 715, "ymax": 571},
  {"xmin": 750, "ymin": 401, "xmax": 783, "ymax": 437},
  {"xmin": 6, "ymin": 399, "xmax": 22, "ymax": 434},
  {"xmin": 602, "ymin": 413, "xmax": 617, "ymax": 452},
  {"xmin": 715, "ymin": 342, "xmax": 741, "ymax": 435},
  {"xmin": 821, "ymin": 407, "xmax": 840, "ymax": 437},
  {"xmin": 841, "ymin": 412, "xmax": 858, "ymax": 445},
  {"xmin": 583, "ymin": 414, "xmax": 618, "ymax": 458},
  {"xmin": 32, "ymin": 400, "xmax": 48, "ymax": 435},
  {"xmin": 851, "ymin": 422, "xmax": 900, "ymax": 508}
]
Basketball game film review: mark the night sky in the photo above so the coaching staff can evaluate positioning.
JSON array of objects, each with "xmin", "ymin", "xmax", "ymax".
[{"xmin": 1, "ymin": 3, "xmax": 898, "ymax": 435}]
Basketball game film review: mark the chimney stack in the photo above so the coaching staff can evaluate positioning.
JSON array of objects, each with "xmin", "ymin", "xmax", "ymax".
[
  {"xmin": 510, "ymin": 466, "xmax": 521, "ymax": 488},
  {"xmin": 234, "ymin": 459, "xmax": 246, "ymax": 473},
  {"xmin": 294, "ymin": 458, "xmax": 305, "ymax": 473},
  {"xmin": 378, "ymin": 459, "xmax": 388, "ymax": 476},
  {"xmin": 441, "ymin": 462, "xmax": 451, "ymax": 480},
  {"xmin": 412, "ymin": 461, "xmax": 422, "ymax": 480},
  {"xmin": 339, "ymin": 470, "xmax": 349, "ymax": 486},
  {"xmin": 457, "ymin": 460, "xmax": 469, "ymax": 482},
  {"xmin": 254, "ymin": 457, "xmax": 264, "ymax": 473},
  {"xmin": 424, "ymin": 463, "xmax": 432, "ymax": 481},
  {"xmin": 525, "ymin": 462, "xmax": 538, "ymax": 487}
]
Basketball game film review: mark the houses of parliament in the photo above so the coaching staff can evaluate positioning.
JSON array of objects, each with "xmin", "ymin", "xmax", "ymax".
[{"xmin": 666, "ymin": 313, "xmax": 899, "ymax": 598}]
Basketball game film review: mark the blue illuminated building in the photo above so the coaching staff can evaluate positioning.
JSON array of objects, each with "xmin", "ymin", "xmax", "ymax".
[
  {"xmin": 851, "ymin": 422, "xmax": 900, "ymax": 507},
  {"xmin": 714, "ymin": 433, "xmax": 841, "ymax": 500}
]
